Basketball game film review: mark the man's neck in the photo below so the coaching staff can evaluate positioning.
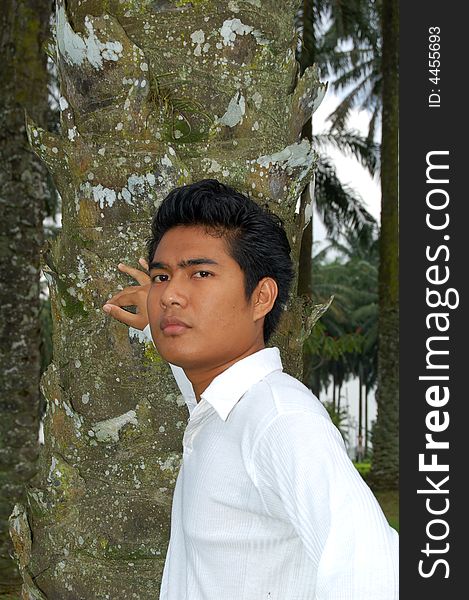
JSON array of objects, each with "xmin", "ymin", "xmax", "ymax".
[{"xmin": 184, "ymin": 341, "xmax": 266, "ymax": 402}]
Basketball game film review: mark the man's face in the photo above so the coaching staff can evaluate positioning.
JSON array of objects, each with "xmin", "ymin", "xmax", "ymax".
[{"xmin": 147, "ymin": 225, "xmax": 266, "ymax": 371}]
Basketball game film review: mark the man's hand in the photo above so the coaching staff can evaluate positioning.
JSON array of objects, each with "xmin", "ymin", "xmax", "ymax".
[{"xmin": 102, "ymin": 258, "xmax": 151, "ymax": 331}]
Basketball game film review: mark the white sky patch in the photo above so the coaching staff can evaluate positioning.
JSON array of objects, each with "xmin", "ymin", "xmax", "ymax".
[
  {"xmin": 219, "ymin": 92, "xmax": 245, "ymax": 127},
  {"xmin": 309, "ymin": 84, "xmax": 328, "ymax": 113},
  {"xmin": 56, "ymin": 4, "xmax": 123, "ymax": 70},
  {"xmin": 303, "ymin": 174, "xmax": 315, "ymax": 226},
  {"xmin": 313, "ymin": 90, "xmax": 381, "ymax": 222}
]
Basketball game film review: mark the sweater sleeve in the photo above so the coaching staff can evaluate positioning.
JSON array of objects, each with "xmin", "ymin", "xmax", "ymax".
[{"xmin": 252, "ymin": 411, "xmax": 399, "ymax": 599}]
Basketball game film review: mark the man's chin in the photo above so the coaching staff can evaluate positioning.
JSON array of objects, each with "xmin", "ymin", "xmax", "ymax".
[{"xmin": 156, "ymin": 343, "xmax": 199, "ymax": 369}]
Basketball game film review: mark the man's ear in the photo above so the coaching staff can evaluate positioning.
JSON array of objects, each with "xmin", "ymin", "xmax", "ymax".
[{"xmin": 252, "ymin": 277, "xmax": 278, "ymax": 321}]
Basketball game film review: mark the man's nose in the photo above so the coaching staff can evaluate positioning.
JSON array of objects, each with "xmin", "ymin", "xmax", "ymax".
[{"xmin": 160, "ymin": 275, "xmax": 187, "ymax": 309}]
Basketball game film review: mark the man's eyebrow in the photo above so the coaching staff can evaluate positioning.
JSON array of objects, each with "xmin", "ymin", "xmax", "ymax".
[
  {"xmin": 148, "ymin": 261, "xmax": 168, "ymax": 271},
  {"xmin": 148, "ymin": 258, "xmax": 219, "ymax": 271},
  {"xmin": 179, "ymin": 258, "xmax": 219, "ymax": 268}
]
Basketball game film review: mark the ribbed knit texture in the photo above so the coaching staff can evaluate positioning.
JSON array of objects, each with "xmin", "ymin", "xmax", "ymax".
[{"xmin": 142, "ymin": 327, "xmax": 398, "ymax": 599}]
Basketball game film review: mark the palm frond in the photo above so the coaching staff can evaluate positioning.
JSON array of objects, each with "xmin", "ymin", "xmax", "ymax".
[
  {"xmin": 314, "ymin": 155, "xmax": 376, "ymax": 238},
  {"xmin": 314, "ymin": 130, "xmax": 380, "ymax": 175}
]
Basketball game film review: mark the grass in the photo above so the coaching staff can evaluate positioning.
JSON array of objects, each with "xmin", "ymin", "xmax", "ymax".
[{"xmin": 374, "ymin": 489, "xmax": 399, "ymax": 532}]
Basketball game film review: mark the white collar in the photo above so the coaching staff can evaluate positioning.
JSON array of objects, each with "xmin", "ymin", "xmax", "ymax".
[{"xmin": 169, "ymin": 347, "xmax": 283, "ymax": 421}]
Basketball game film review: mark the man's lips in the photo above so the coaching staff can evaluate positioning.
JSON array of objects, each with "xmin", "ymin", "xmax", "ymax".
[{"xmin": 160, "ymin": 317, "xmax": 191, "ymax": 335}]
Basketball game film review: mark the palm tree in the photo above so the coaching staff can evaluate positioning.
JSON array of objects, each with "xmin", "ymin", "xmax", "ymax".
[
  {"xmin": 313, "ymin": 0, "xmax": 398, "ymax": 488},
  {"xmin": 370, "ymin": 0, "xmax": 398, "ymax": 489},
  {"xmin": 296, "ymin": 1, "xmax": 379, "ymax": 299},
  {"xmin": 305, "ymin": 231, "xmax": 379, "ymax": 460},
  {"xmin": 329, "ymin": 231, "xmax": 379, "ymax": 456},
  {"xmin": 9, "ymin": 1, "xmax": 329, "ymax": 596},
  {"xmin": 318, "ymin": 0, "xmax": 382, "ymax": 140},
  {"xmin": 0, "ymin": 1, "xmax": 52, "ymax": 593},
  {"xmin": 304, "ymin": 242, "xmax": 368, "ymax": 398}
]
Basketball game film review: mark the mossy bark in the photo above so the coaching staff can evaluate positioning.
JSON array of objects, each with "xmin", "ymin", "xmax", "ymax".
[
  {"xmin": 370, "ymin": 0, "xmax": 399, "ymax": 490},
  {"xmin": 0, "ymin": 0, "xmax": 50, "ymax": 594},
  {"xmin": 9, "ymin": 1, "xmax": 326, "ymax": 597}
]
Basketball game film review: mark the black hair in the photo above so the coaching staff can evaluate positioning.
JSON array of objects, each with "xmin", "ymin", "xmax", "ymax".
[{"xmin": 146, "ymin": 179, "xmax": 294, "ymax": 343}]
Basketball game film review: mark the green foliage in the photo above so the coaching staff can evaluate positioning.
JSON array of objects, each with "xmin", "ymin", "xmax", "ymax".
[
  {"xmin": 322, "ymin": 400, "xmax": 350, "ymax": 443},
  {"xmin": 300, "ymin": 0, "xmax": 399, "ymax": 492},
  {"xmin": 353, "ymin": 464, "xmax": 399, "ymax": 531},
  {"xmin": 354, "ymin": 460, "xmax": 371, "ymax": 479},
  {"xmin": 314, "ymin": 0, "xmax": 383, "ymax": 139},
  {"xmin": 304, "ymin": 230, "xmax": 379, "ymax": 399},
  {"xmin": 314, "ymin": 130, "xmax": 380, "ymax": 175},
  {"xmin": 296, "ymin": 2, "xmax": 379, "ymax": 243},
  {"xmin": 298, "ymin": 0, "xmax": 382, "ymax": 140},
  {"xmin": 306, "ymin": 321, "xmax": 362, "ymax": 361},
  {"xmin": 314, "ymin": 155, "xmax": 376, "ymax": 240},
  {"xmin": 374, "ymin": 490, "xmax": 399, "ymax": 531}
]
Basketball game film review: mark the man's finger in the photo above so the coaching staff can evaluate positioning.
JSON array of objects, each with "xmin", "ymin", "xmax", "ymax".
[
  {"xmin": 106, "ymin": 284, "xmax": 149, "ymax": 307},
  {"xmin": 102, "ymin": 304, "xmax": 147, "ymax": 329},
  {"xmin": 118, "ymin": 262, "xmax": 150, "ymax": 285},
  {"xmin": 138, "ymin": 257, "xmax": 149, "ymax": 271}
]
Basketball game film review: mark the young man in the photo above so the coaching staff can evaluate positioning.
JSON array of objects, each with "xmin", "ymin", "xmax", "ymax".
[{"xmin": 103, "ymin": 179, "xmax": 398, "ymax": 599}]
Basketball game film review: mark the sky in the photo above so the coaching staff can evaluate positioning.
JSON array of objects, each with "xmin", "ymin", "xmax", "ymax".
[{"xmin": 311, "ymin": 89, "xmax": 381, "ymax": 245}]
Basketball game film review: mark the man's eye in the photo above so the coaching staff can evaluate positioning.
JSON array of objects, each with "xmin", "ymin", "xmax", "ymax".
[
  {"xmin": 151, "ymin": 274, "xmax": 169, "ymax": 283},
  {"xmin": 193, "ymin": 271, "xmax": 212, "ymax": 278}
]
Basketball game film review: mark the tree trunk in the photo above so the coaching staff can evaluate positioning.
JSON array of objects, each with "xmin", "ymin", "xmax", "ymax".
[
  {"xmin": 357, "ymin": 367, "xmax": 363, "ymax": 461},
  {"xmin": 9, "ymin": 1, "xmax": 326, "ymax": 597},
  {"xmin": 0, "ymin": 0, "xmax": 50, "ymax": 593},
  {"xmin": 296, "ymin": 0, "xmax": 327, "ymax": 387},
  {"xmin": 364, "ymin": 384, "xmax": 369, "ymax": 459},
  {"xmin": 297, "ymin": 215, "xmax": 313, "ymax": 295},
  {"xmin": 370, "ymin": 0, "xmax": 399, "ymax": 489},
  {"xmin": 297, "ymin": 120, "xmax": 315, "ymax": 387}
]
